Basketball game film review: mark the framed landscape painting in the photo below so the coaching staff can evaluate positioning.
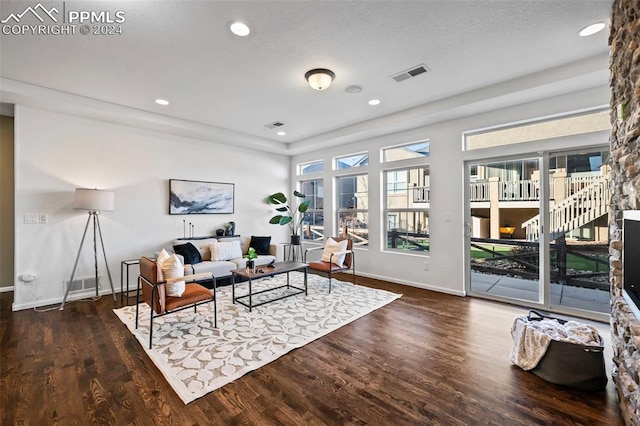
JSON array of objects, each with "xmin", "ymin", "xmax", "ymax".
[{"xmin": 169, "ymin": 179, "xmax": 234, "ymax": 214}]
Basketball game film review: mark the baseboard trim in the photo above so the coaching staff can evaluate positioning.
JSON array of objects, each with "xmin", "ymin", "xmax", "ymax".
[
  {"xmin": 0, "ymin": 286, "xmax": 14, "ymax": 293},
  {"xmin": 353, "ymin": 271, "xmax": 466, "ymax": 297},
  {"xmin": 12, "ymin": 288, "xmax": 119, "ymax": 311}
]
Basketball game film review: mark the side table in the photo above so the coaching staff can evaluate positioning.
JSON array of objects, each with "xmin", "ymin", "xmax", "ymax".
[
  {"xmin": 120, "ymin": 258, "xmax": 141, "ymax": 304},
  {"xmin": 280, "ymin": 243, "xmax": 303, "ymax": 262}
]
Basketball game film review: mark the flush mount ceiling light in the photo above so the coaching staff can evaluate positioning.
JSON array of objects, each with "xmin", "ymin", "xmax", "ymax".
[
  {"xmin": 230, "ymin": 22, "xmax": 250, "ymax": 36},
  {"xmin": 155, "ymin": 99, "xmax": 169, "ymax": 106},
  {"xmin": 578, "ymin": 22, "xmax": 606, "ymax": 36},
  {"xmin": 305, "ymin": 68, "xmax": 335, "ymax": 91}
]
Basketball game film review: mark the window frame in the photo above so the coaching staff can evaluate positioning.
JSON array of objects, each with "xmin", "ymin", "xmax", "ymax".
[
  {"xmin": 382, "ymin": 165, "xmax": 430, "ymax": 255},
  {"xmin": 336, "ymin": 173, "xmax": 369, "ymax": 247},
  {"xmin": 300, "ymin": 178, "xmax": 324, "ymax": 242}
]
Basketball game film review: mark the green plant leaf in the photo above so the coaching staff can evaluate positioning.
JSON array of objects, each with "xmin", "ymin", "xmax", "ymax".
[
  {"xmin": 279, "ymin": 216, "xmax": 292, "ymax": 226},
  {"xmin": 268, "ymin": 192, "xmax": 287, "ymax": 204},
  {"xmin": 275, "ymin": 206, "xmax": 288, "ymax": 212},
  {"xmin": 293, "ymin": 190, "xmax": 306, "ymax": 198},
  {"xmin": 298, "ymin": 200, "xmax": 311, "ymax": 213},
  {"xmin": 269, "ymin": 215, "xmax": 283, "ymax": 224}
]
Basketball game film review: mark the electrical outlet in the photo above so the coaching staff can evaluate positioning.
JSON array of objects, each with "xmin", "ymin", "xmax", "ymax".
[
  {"xmin": 39, "ymin": 214, "xmax": 48, "ymax": 224},
  {"xmin": 424, "ymin": 261, "xmax": 430, "ymax": 271},
  {"xmin": 22, "ymin": 273, "xmax": 38, "ymax": 282},
  {"xmin": 24, "ymin": 213, "xmax": 38, "ymax": 224}
]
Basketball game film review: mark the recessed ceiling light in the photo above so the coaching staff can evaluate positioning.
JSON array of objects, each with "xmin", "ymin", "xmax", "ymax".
[
  {"xmin": 230, "ymin": 22, "xmax": 250, "ymax": 37},
  {"xmin": 368, "ymin": 99, "xmax": 381, "ymax": 106},
  {"xmin": 578, "ymin": 22, "xmax": 606, "ymax": 37},
  {"xmin": 277, "ymin": 131, "xmax": 286, "ymax": 136},
  {"xmin": 345, "ymin": 85, "xmax": 363, "ymax": 93},
  {"xmin": 155, "ymin": 99, "xmax": 169, "ymax": 106}
]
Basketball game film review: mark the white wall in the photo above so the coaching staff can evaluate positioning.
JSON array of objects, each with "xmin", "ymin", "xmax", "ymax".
[
  {"xmin": 13, "ymin": 105, "xmax": 290, "ymax": 310},
  {"xmin": 293, "ymin": 85, "xmax": 610, "ymax": 296}
]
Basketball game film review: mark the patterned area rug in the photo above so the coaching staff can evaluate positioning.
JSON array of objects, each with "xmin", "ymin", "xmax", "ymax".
[{"xmin": 113, "ymin": 272, "xmax": 401, "ymax": 404}]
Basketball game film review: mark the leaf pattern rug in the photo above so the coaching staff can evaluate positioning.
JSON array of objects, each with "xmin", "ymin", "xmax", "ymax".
[{"xmin": 113, "ymin": 272, "xmax": 401, "ymax": 404}]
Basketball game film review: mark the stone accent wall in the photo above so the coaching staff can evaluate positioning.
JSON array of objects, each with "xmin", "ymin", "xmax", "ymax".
[{"xmin": 609, "ymin": 0, "xmax": 640, "ymax": 424}]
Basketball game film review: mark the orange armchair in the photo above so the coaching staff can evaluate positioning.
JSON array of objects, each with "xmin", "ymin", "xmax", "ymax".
[
  {"xmin": 304, "ymin": 237, "xmax": 355, "ymax": 292},
  {"xmin": 135, "ymin": 256, "xmax": 217, "ymax": 348}
]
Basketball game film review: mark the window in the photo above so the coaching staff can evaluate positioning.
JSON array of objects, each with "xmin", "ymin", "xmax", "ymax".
[
  {"xmin": 383, "ymin": 141, "xmax": 430, "ymax": 162},
  {"xmin": 336, "ymin": 174, "xmax": 369, "ymax": 246},
  {"xmin": 335, "ymin": 153, "xmax": 368, "ymax": 169},
  {"xmin": 300, "ymin": 179, "xmax": 324, "ymax": 241},
  {"xmin": 465, "ymin": 110, "xmax": 610, "ymax": 150},
  {"xmin": 297, "ymin": 160, "xmax": 323, "ymax": 175},
  {"xmin": 387, "ymin": 170, "xmax": 408, "ymax": 193},
  {"xmin": 384, "ymin": 166, "xmax": 430, "ymax": 253}
]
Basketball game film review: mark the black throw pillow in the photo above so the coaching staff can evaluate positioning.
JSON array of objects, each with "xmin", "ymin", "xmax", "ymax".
[
  {"xmin": 250, "ymin": 236, "xmax": 271, "ymax": 255},
  {"xmin": 173, "ymin": 242, "xmax": 202, "ymax": 265}
]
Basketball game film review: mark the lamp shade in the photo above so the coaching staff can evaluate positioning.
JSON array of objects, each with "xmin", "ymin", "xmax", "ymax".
[
  {"xmin": 74, "ymin": 188, "xmax": 115, "ymax": 211},
  {"xmin": 305, "ymin": 68, "xmax": 335, "ymax": 90}
]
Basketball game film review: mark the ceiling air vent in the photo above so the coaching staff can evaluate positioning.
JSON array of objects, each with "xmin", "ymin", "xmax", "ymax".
[
  {"xmin": 264, "ymin": 121, "xmax": 285, "ymax": 129},
  {"xmin": 391, "ymin": 64, "xmax": 430, "ymax": 83}
]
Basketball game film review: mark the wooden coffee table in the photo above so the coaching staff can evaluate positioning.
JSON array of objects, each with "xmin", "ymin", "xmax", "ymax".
[{"xmin": 231, "ymin": 261, "xmax": 308, "ymax": 311}]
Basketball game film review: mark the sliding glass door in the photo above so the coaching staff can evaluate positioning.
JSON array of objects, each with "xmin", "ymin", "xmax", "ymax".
[
  {"xmin": 467, "ymin": 156, "xmax": 542, "ymax": 304},
  {"xmin": 466, "ymin": 147, "xmax": 610, "ymax": 318}
]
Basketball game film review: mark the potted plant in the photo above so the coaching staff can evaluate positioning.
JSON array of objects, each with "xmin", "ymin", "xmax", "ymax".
[
  {"xmin": 268, "ymin": 191, "xmax": 310, "ymax": 245},
  {"xmin": 243, "ymin": 247, "xmax": 258, "ymax": 272}
]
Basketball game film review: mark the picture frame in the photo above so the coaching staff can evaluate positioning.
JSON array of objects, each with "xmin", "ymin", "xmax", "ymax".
[{"xmin": 169, "ymin": 179, "xmax": 234, "ymax": 214}]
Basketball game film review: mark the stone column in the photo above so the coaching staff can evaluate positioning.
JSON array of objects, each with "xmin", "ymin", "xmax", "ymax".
[{"xmin": 609, "ymin": 1, "xmax": 640, "ymax": 423}]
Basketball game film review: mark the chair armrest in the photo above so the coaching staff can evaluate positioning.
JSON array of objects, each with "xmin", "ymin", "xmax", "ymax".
[
  {"xmin": 166, "ymin": 272, "xmax": 213, "ymax": 284},
  {"xmin": 304, "ymin": 245, "xmax": 324, "ymax": 262}
]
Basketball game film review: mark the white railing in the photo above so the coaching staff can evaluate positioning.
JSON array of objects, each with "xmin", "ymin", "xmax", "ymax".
[
  {"xmin": 412, "ymin": 186, "xmax": 430, "ymax": 203},
  {"xmin": 500, "ymin": 180, "xmax": 539, "ymax": 201},
  {"xmin": 470, "ymin": 181, "xmax": 490, "ymax": 201},
  {"xmin": 564, "ymin": 175, "xmax": 603, "ymax": 199},
  {"xmin": 522, "ymin": 176, "xmax": 609, "ymax": 241}
]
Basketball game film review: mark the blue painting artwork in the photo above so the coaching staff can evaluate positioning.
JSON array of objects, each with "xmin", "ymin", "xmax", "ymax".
[{"xmin": 169, "ymin": 179, "xmax": 234, "ymax": 214}]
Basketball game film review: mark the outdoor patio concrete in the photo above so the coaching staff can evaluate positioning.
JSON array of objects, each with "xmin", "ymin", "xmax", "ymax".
[{"xmin": 471, "ymin": 272, "xmax": 609, "ymax": 313}]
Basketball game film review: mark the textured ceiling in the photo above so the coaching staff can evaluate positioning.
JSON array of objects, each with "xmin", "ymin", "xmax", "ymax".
[{"xmin": 0, "ymin": 0, "xmax": 612, "ymax": 153}]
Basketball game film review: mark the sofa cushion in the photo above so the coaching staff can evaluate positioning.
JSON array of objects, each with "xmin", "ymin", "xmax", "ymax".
[
  {"xmin": 191, "ymin": 260, "xmax": 237, "ymax": 277},
  {"xmin": 250, "ymin": 236, "xmax": 271, "ymax": 255},
  {"xmin": 230, "ymin": 254, "xmax": 276, "ymax": 269},
  {"xmin": 173, "ymin": 242, "xmax": 202, "ymax": 265},
  {"xmin": 210, "ymin": 240, "xmax": 243, "ymax": 261},
  {"xmin": 173, "ymin": 238, "xmax": 218, "ymax": 261}
]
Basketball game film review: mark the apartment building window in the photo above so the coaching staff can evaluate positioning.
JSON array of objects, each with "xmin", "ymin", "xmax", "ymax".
[
  {"xmin": 337, "ymin": 174, "xmax": 369, "ymax": 246},
  {"xmin": 382, "ymin": 141, "xmax": 430, "ymax": 162},
  {"xmin": 384, "ymin": 166, "xmax": 430, "ymax": 253},
  {"xmin": 298, "ymin": 160, "xmax": 323, "ymax": 175},
  {"xmin": 300, "ymin": 179, "xmax": 324, "ymax": 241}
]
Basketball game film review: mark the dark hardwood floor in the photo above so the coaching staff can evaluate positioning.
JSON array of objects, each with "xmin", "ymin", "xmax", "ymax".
[{"xmin": 1, "ymin": 274, "xmax": 622, "ymax": 425}]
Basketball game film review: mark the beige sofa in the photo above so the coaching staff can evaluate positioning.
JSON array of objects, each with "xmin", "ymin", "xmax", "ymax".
[{"xmin": 168, "ymin": 236, "xmax": 278, "ymax": 280}]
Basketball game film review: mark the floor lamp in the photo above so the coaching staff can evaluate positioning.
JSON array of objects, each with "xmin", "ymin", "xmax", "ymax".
[{"xmin": 60, "ymin": 188, "xmax": 117, "ymax": 310}]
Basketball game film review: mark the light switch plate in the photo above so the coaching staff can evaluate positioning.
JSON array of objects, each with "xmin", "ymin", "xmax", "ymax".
[{"xmin": 39, "ymin": 214, "xmax": 48, "ymax": 224}]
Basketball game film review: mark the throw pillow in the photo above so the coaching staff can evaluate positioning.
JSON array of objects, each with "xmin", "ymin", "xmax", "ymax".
[
  {"xmin": 173, "ymin": 242, "xmax": 202, "ymax": 265},
  {"xmin": 210, "ymin": 240, "xmax": 243, "ymax": 261},
  {"xmin": 160, "ymin": 254, "xmax": 185, "ymax": 297},
  {"xmin": 321, "ymin": 237, "xmax": 348, "ymax": 267},
  {"xmin": 156, "ymin": 248, "xmax": 171, "ymax": 282},
  {"xmin": 250, "ymin": 236, "xmax": 271, "ymax": 255}
]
